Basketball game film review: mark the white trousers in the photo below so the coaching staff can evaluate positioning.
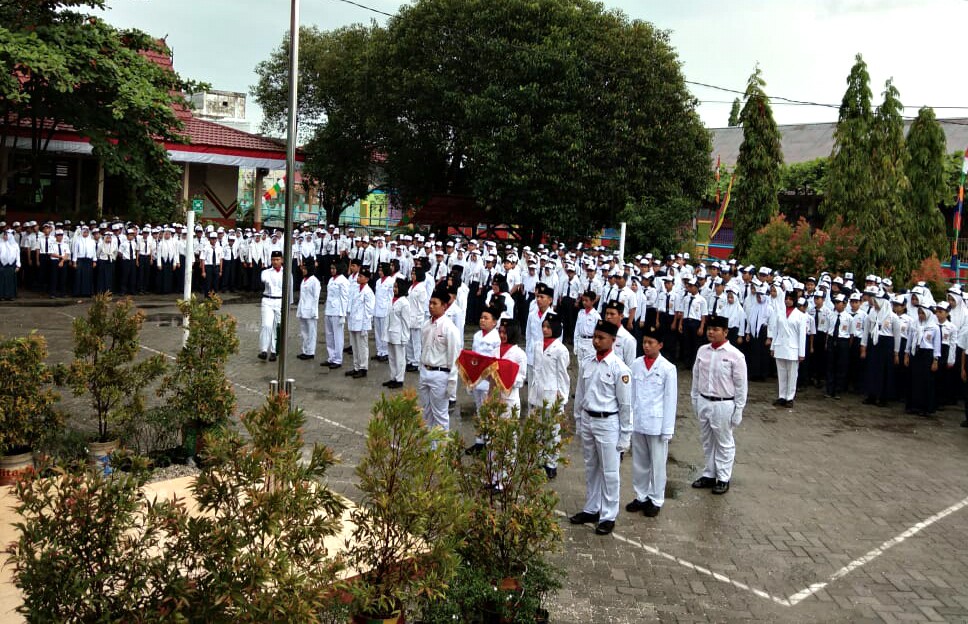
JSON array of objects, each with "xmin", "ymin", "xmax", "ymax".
[
  {"xmin": 388, "ymin": 342, "xmax": 406, "ymax": 382},
  {"xmin": 418, "ymin": 368, "xmax": 450, "ymax": 431},
  {"xmin": 350, "ymin": 330, "xmax": 368, "ymax": 371},
  {"xmin": 259, "ymin": 298, "xmax": 282, "ymax": 354},
  {"xmin": 298, "ymin": 317, "xmax": 317, "ymax": 356},
  {"xmin": 574, "ymin": 338, "xmax": 594, "ymax": 365},
  {"xmin": 325, "ymin": 315, "xmax": 344, "ymax": 365},
  {"xmin": 374, "ymin": 316, "xmax": 389, "ymax": 356},
  {"xmin": 405, "ymin": 328, "xmax": 422, "ymax": 366},
  {"xmin": 696, "ymin": 397, "xmax": 736, "ymax": 482},
  {"xmin": 776, "ymin": 358, "xmax": 799, "ymax": 401},
  {"xmin": 631, "ymin": 433, "xmax": 668, "ymax": 507},
  {"xmin": 579, "ymin": 413, "xmax": 621, "ymax": 522}
]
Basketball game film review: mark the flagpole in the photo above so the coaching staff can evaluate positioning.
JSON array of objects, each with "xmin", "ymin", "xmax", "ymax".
[{"xmin": 276, "ymin": 0, "xmax": 300, "ymax": 390}]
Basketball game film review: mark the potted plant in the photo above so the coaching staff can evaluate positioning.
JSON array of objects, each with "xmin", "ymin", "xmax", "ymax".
[
  {"xmin": 176, "ymin": 392, "xmax": 348, "ymax": 622},
  {"xmin": 0, "ymin": 332, "xmax": 62, "ymax": 484},
  {"xmin": 343, "ymin": 391, "xmax": 467, "ymax": 623},
  {"xmin": 158, "ymin": 294, "xmax": 239, "ymax": 460},
  {"xmin": 439, "ymin": 397, "xmax": 567, "ymax": 623},
  {"xmin": 58, "ymin": 294, "xmax": 166, "ymax": 470}
]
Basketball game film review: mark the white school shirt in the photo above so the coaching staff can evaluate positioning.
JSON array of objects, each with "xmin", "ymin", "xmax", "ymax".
[
  {"xmin": 630, "ymin": 354, "xmax": 678, "ymax": 437},
  {"xmin": 325, "ymin": 275, "xmax": 350, "ymax": 317},
  {"xmin": 296, "ymin": 276, "xmax": 321, "ymax": 320},
  {"xmin": 530, "ymin": 338, "xmax": 570, "ymax": 407}
]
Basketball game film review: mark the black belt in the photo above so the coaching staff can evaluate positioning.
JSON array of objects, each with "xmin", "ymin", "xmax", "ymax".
[
  {"xmin": 700, "ymin": 394, "xmax": 734, "ymax": 402},
  {"xmin": 263, "ymin": 295, "xmax": 282, "ymax": 299},
  {"xmin": 424, "ymin": 366, "xmax": 450, "ymax": 373},
  {"xmin": 580, "ymin": 334, "xmax": 594, "ymax": 339},
  {"xmin": 585, "ymin": 410, "xmax": 616, "ymax": 418}
]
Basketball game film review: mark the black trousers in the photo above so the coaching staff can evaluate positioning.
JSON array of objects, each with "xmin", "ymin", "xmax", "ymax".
[
  {"xmin": 909, "ymin": 347, "xmax": 936, "ymax": 414},
  {"xmin": 812, "ymin": 331, "xmax": 827, "ymax": 384},
  {"xmin": 865, "ymin": 337, "xmax": 895, "ymax": 401},
  {"xmin": 558, "ymin": 296, "xmax": 577, "ymax": 345},
  {"xmin": 825, "ymin": 337, "xmax": 849, "ymax": 396},
  {"xmin": 97, "ymin": 261, "xmax": 115, "ymax": 294},
  {"xmin": 681, "ymin": 319, "xmax": 701, "ymax": 369},
  {"xmin": 658, "ymin": 312, "xmax": 677, "ymax": 363},
  {"xmin": 159, "ymin": 260, "xmax": 175, "ymax": 294},
  {"xmin": 0, "ymin": 264, "xmax": 16, "ymax": 299},
  {"xmin": 204, "ymin": 264, "xmax": 218, "ymax": 296},
  {"xmin": 119, "ymin": 259, "xmax": 137, "ymax": 295},
  {"xmin": 49, "ymin": 258, "xmax": 67, "ymax": 297},
  {"xmin": 138, "ymin": 255, "xmax": 151, "ymax": 293},
  {"xmin": 747, "ymin": 325, "xmax": 771, "ymax": 380},
  {"xmin": 73, "ymin": 258, "xmax": 94, "ymax": 296}
]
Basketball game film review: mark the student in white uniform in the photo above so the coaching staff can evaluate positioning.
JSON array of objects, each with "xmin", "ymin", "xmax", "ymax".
[
  {"xmin": 569, "ymin": 319, "xmax": 632, "ymax": 536},
  {"xmin": 464, "ymin": 302, "xmax": 504, "ymax": 456},
  {"xmin": 322, "ymin": 263, "xmax": 350, "ymax": 369},
  {"xmin": 768, "ymin": 290, "xmax": 808, "ymax": 408},
  {"xmin": 382, "ymin": 277, "xmax": 412, "ymax": 389},
  {"xmin": 258, "ymin": 251, "xmax": 285, "ymax": 361},
  {"xmin": 573, "ymin": 290, "xmax": 602, "ymax": 365},
  {"xmin": 346, "ymin": 268, "xmax": 375, "ymax": 378},
  {"xmin": 406, "ymin": 267, "xmax": 430, "ymax": 371},
  {"xmin": 372, "ymin": 263, "xmax": 394, "ymax": 363},
  {"xmin": 626, "ymin": 326, "xmax": 677, "ymax": 518},
  {"xmin": 418, "ymin": 286, "xmax": 462, "ymax": 433},
  {"xmin": 296, "ymin": 263, "xmax": 321, "ymax": 360},
  {"xmin": 528, "ymin": 311, "xmax": 570, "ymax": 479}
]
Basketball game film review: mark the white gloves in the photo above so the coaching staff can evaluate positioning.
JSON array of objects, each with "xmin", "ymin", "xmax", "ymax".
[
  {"xmin": 616, "ymin": 435, "xmax": 631, "ymax": 453},
  {"xmin": 660, "ymin": 434, "xmax": 673, "ymax": 443},
  {"xmin": 730, "ymin": 410, "xmax": 743, "ymax": 428}
]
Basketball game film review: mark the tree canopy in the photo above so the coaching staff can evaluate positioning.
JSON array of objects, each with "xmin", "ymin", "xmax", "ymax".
[
  {"xmin": 254, "ymin": 0, "xmax": 711, "ymax": 239},
  {"xmin": 1, "ymin": 0, "xmax": 201, "ymax": 221},
  {"xmin": 731, "ymin": 67, "xmax": 783, "ymax": 257},
  {"xmin": 905, "ymin": 107, "xmax": 950, "ymax": 262}
]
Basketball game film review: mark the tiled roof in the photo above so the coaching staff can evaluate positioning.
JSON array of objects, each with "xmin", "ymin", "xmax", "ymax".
[
  {"xmin": 180, "ymin": 117, "xmax": 288, "ymax": 153},
  {"xmin": 711, "ymin": 118, "xmax": 968, "ymax": 166}
]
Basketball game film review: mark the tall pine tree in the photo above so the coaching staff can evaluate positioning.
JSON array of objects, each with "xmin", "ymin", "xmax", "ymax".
[
  {"xmin": 728, "ymin": 98, "xmax": 741, "ymax": 127},
  {"xmin": 823, "ymin": 54, "xmax": 874, "ymax": 226},
  {"xmin": 905, "ymin": 106, "xmax": 950, "ymax": 264},
  {"xmin": 867, "ymin": 79, "xmax": 913, "ymax": 277},
  {"xmin": 732, "ymin": 68, "xmax": 783, "ymax": 257}
]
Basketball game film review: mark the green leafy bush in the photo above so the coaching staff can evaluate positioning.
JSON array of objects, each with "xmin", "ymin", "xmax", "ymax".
[
  {"xmin": 343, "ymin": 391, "xmax": 466, "ymax": 619},
  {"xmin": 0, "ymin": 332, "xmax": 61, "ymax": 455}
]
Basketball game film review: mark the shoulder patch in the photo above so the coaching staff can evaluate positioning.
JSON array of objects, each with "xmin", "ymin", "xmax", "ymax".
[{"xmin": 621, "ymin": 374, "xmax": 630, "ymax": 384}]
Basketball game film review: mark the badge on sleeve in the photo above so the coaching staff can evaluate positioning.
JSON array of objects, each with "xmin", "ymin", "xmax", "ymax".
[{"xmin": 621, "ymin": 374, "xmax": 630, "ymax": 384}]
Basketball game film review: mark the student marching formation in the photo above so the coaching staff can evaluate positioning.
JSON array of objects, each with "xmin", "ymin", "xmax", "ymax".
[{"xmin": 8, "ymin": 220, "xmax": 968, "ymax": 535}]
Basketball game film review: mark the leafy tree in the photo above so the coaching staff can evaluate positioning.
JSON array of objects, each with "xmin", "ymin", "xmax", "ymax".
[
  {"xmin": 7, "ymin": 460, "xmax": 189, "ymax": 623},
  {"xmin": 253, "ymin": 25, "xmax": 377, "ymax": 226},
  {"xmin": 905, "ymin": 106, "xmax": 950, "ymax": 262},
  {"xmin": 256, "ymin": 0, "xmax": 710, "ymax": 241},
  {"xmin": 177, "ymin": 393, "xmax": 346, "ymax": 622},
  {"xmin": 866, "ymin": 78, "xmax": 913, "ymax": 277},
  {"xmin": 59, "ymin": 294, "xmax": 167, "ymax": 442},
  {"xmin": 1, "ymin": 0, "xmax": 202, "ymax": 219},
  {"xmin": 746, "ymin": 215, "xmax": 793, "ymax": 273},
  {"xmin": 780, "ymin": 157, "xmax": 828, "ymax": 195},
  {"xmin": 158, "ymin": 295, "xmax": 239, "ymax": 456},
  {"xmin": 823, "ymin": 54, "xmax": 874, "ymax": 225},
  {"xmin": 728, "ymin": 97, "xmax": 742, "ymax": 127},
  {"xmin": 619, "ymin": 195, "xmax": 695, "ymax": 257},
  {"xmin": 731, "ymin": 67, "xmax": 783, "ymax": 257}
]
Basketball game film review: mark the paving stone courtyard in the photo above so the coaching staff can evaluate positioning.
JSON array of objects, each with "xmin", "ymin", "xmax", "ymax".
[{"xmin": 4, "ymin": 295, "xmax": 968, "ymax": 623}]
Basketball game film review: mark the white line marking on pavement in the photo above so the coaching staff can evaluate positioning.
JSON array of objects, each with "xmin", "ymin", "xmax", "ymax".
[
  {"xmin": 552, "ymin": 509, "xmax": 792, "ymax": 607},
  {"xmin": 785, "ymin": 494, "xmax": 968, "ymax": 605}
]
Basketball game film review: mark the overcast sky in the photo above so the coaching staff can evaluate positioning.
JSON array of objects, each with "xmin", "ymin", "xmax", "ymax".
[{"xmin": 94, "ymin": 0, "xmax": 968, "ymax": 132}]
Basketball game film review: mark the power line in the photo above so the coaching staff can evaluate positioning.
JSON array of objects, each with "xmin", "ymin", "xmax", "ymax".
[{"xmin": 330, "ymin": 0, "xmax": 394, "ymax": 17}]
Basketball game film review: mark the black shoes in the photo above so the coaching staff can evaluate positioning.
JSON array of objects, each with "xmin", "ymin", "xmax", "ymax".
[
  {"xmin": 268, "ymin": 353, "xmax": 277, "ymax": 362},
  {"xmin": 643, "ymin": 501, "xmax": 661, "ymax": 517},
  {"xmin": 258, "ymin": 351, "xmax": 268, "ymax": 360},
  {"xmin": 448, "ymin": 400, "xmax": 457, "ymax": 409},
  {"xmin": 544, "ymin": 466, "xmax": 557, "ymax": 480},
  {"xmin": 625, "ymin": 498, "xmax": 649, "ymax": 513},
  {"xmin": 712, "ymin": 480, "xmax": 730, "ymax": 495},
  {"xmin": 569, "ymin": 511, "xmax": 600, "ymax": 525},
  {"xmin": 297, "ymin": 353, "xmax": 314, "ymax": 360},
  {"xmin": 692, "ymin": 476, "xmax": 716, "ymax": 489},
  {"xmin": 405, "ymin": 364, "xmax": 419, "ymax": 372},
  {"xmin": 345, "ymin": 369, "xmax": 357, "ymax": 376},
  {"xmin": 595, "ymin": 520, "xmax": 615, "ymax": 535},
  {"xmin": 351, "ymin": 369, "xmax": 367, "ymax": 379},
  {"xmin": 371, "ymin": 354, "xmax": 388, "ymax": 362},
  {"xmin": 774, "ymin": 398, "xmax": 792, "ymax": 407},
  {"xmin": 382, "ymin": 380, "xmax": 403, "ymax": 389},
  {"xmin": 327, "ymin": 362, "xmax": 342, "ymax": 369},
  {"xmin": 343, "ymin": 346, "xmax": 352, "ymax": 354},
  {"xmin": 862, "ymin": 397, "xmax": 876, "ymax": 405},
  {"xmin": 465, "ymin": 442, "xmax": 485, "ymax": 456}
]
